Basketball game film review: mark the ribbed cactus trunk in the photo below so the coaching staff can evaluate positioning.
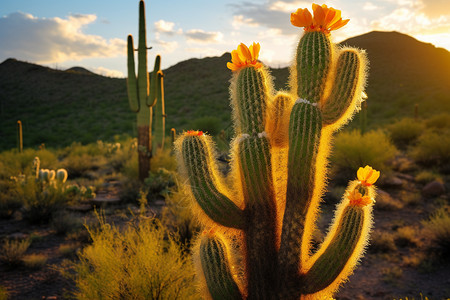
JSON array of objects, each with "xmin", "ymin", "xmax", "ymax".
[
  {"xmin": 176, "ymin": 6, "xmax": 374, "ymax": 299},
  {"xmin": 17, "ymin": 120, "xmax": 23, "ymax": 153},
  {"xmin": 127, "ymin": 0, "xmax": 163, "ymax": 181}
]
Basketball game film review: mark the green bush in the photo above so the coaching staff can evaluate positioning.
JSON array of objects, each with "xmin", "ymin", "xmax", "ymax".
[
  {"xmin": 410, "ymin": 131, "xmax": 450, "ymax": 170},
  {"xmin": 69, "ymin": 215, "xmax": 198, "ymax": 299},
  {"xmin": 387, "ymin": 118, "xmax": 424, "ymax": 148},
  {"xmin": 331, "ymin": 129, "xmax": 397, "ymax": 179}
]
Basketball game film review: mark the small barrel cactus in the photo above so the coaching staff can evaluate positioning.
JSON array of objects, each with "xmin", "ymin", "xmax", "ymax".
[{"xmin": 176, "ymin": 3, "xmax": 377, "ymax": 300}]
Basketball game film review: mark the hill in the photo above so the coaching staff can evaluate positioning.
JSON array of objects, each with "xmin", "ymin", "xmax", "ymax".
[{"xmin": 0, "ymin": 31, "xmax": 449, "ymax": 151}]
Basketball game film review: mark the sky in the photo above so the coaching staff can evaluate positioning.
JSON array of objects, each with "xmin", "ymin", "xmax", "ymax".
[{"xmin": 1, "ymin": 0, "xmax": 449, "ymax": 77}]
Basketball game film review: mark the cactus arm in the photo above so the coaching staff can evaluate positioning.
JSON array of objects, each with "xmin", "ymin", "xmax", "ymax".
[
  {"xmin": 237, "ymin": 133, "xmax": 278, "ymax": 299},
  {"xmin": 321, "ymin": 48, "xmax": 368, "ymax": 127},
  {"xmin": 153, "ymin": 69, "xmax": 165, "ymax": 152},
  {"xmin": 137, "ymin": 0, "xmax": 149, "ymax": 112},
  {"xmin": 196, "ymin": 232, "xmax": 243, "ymax": 300},
  {"xmin": 295, "ymin": 31, "xmax": 333, "ymax": 103},
  {"xmin": 177, "ymin": 133, "xmax": 245, "ymax": 229},
  {"xmin": 148, "ymin": 55, "xmax": 161, "ymax": 107},
  {"xmin": 278, "ymin": 101, "xmax": 322, "ymax": 284},
  {"xmin": 301, "ymin": 181, "xmax": 375, "ymax": 295},
  {"xmin": 126, "ymin": 35, "xmax": 139, "ymax": 113},
  {"xmin": 266, "ymin": 92, "xmax": 294, "ymax": 148}
]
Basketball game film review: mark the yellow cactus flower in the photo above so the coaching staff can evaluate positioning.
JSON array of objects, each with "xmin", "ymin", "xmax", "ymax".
[
  {"xmin": 291, "ymin": 3, "xmax": 349, "ymax": 34},
  {"xmin": 185, "ymin": 130, "xmax": 204, "ymax": 136},
  {"xmin": 227, "ymin": 42, "xmax": 263, "ymax": 71},
  {"xmin": 357, "ymin": 165, "xmax": 380, "ymax": 186},
  {"xmin": 348, "ymin": 189, "xmax": 372, "ymax": 207}
]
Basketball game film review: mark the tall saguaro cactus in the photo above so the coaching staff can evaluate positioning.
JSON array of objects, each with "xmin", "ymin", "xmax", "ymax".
[
  {"xmin": 127, "ymin": 0, "xmax": 165, "ymax": 181},
  {"xmin": 176, "ymin": 4, "xmax": 378, "ymax": 299}
]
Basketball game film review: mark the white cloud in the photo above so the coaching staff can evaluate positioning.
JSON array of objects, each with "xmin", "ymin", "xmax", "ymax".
[
  {"xmin": 153, "ymin": 39, "xmax": 178, "ymax": 53},
  {"xmin": 269, "ymin": 1, "xmax": 313, "ymax": 13},
  {"xmin": 154, "ymin": 20, "xmax": 182, "ymax": 35},
  {"xmin": 363, "ymin": 2, "xmax": 380, "ymax": 11},
  {"xmin": 0, "ymin": 12, "xmax": 125, "ymax": 64},
  {"xmin": 232, "ymin": 15, "xmax": 259, "ymax": 29},
  {"xmin": 185, "ymin": 29, "xmax": 223, "ymax": 43},
  {"xmin": 91, "ymin": 66, "xmax": 124, "ymax": 78}
]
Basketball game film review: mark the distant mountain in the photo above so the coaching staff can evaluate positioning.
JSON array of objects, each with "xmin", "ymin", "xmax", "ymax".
[{"xmin": 0, "ymin": 31, "xmax": 449, "ymax": 151}]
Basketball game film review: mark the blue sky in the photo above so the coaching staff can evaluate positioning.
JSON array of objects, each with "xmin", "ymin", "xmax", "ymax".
[{"xmin": 1, "ymin": 0, "xmax": 449, "ymax": 77}]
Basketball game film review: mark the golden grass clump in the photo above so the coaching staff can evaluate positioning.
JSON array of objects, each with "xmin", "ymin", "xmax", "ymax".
[
  {"xmin": 0, "ymin": 239, "xmax": 31, "ymax": 267},
  {"xmin": 70, "ymin": 214, "xmax": 198, "ymax": 299},
  {"xmin": 22, "ymin": 253, "xmax": 48, "ymax": 269}
]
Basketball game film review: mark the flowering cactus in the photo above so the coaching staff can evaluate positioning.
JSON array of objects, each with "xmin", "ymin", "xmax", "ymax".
[{"xmin": 176, "ymin": 4, "xmax": 376, "ymax": 299}]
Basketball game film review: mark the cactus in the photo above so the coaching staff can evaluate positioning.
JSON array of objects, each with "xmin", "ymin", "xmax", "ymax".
[
  {"xmin": 176, "ymin": 4, "xmax": 378, "ymax": 300},
  {"xmin": 17, "ymin": 120, "xmax": 23, "ymax": 153},
  {"xmin": 127, "ymin": 0, "xmax": 165, "ymax": 181}
]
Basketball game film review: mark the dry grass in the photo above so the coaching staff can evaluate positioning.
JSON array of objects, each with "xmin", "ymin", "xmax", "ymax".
[{"xmin": 22, "ymin": 253, "xmax": 48, "ymax": 269}]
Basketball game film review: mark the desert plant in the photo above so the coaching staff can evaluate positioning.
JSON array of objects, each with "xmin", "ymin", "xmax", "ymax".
[
  {"xmin": 175, "ymin": 4, "xmax": 379, "ymax": 299},
  {"xmin": 17, "ymin": 120, "xmax": 23, "ymax": 153},
  {"xmin": 127, "ymin": 0, "xmax": 165, "ymax": 181},
  {"xmin": 0, "ymin": 238, "xmax": 31, "ymax": 267},
  {"xmin": 22, "ymin": 253, "xmax": 48, "ymax": 269},
  {"xmin": 332, "ymin": 129, "xmax": 397, "ymax": 179},
  {"xmin": 70, "ymin": 215, "xmax": 197, "ymax": 299},
  {"xmin": 410, "ymin": 131, "xmax": 450, "ymax": 170},
  {"xmin": 422, "ymin": 207, "xmax": 450, "ymax": 258},
  {"xmin": 0, "ymin": 286, "xmax": 8, "ymax": 300},
  {"xmin": 387, "ymin": 118, "xmax": 424, "ymax": 148}
]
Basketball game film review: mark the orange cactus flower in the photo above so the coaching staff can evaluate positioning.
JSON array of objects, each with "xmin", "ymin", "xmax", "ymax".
[
  {"xmin": 357, "ymin": 165, "xmax": 380, "ymax": 186},
  {"xmin": 348, "ymin": 189, "xmax": 372, "ymax": 207},
  {"xmin": 185, "ymin": 130, "xmax": 204, "ymax": 136},
  {"xmin": 291, "ymin": 3, "xmax": 349, "ymax": 34},
  {"xmin": 227, "ymin": 42, "xmax": 263, "ymax": 71}
]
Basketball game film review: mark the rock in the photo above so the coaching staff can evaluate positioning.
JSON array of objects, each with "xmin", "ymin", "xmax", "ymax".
[
  {"xmin": 9, "ymin": 232, "xmax": 28, "ymax": 240},
  {"xmin": 396, "ymin": 173, "xmax": 415, "ymax": 182},
  {"xmin": 380, "ymin": 175, "xmax": 404, "ymax": 188},
  {"xmin": 422, "ymin": 180, "xmax": 446, "ymax": 197}
]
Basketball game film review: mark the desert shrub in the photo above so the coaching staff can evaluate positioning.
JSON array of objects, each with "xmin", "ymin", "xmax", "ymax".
[
  {"xmin": 369, "ymin": 230, "xmax": 396, "ymax": 253},
  {"xmin": 415, "ymin": 170, "xmax": 443, "ymax": 185},
  {"xmin": 162, "ymin": 186, "xmax": 201, "ymax": 246},
  {"xmin": 410, "ymin": 131, "xmax": 450, "ymax": 170},
  {"xmin": 422, "ymin": 207, "xmax": 450, "ymax": 258},
  {"xmin": 0, "ymin": 180, "xmax": 22, "ymax": 218},
  {"xmin": 19, "ymin": 178, "xmax": 69, "ymax": 224},
  {"xmin": 145, "ymin": 168, "xmax": 176, "ymax": 200},
  {"xmin": 189, "ymin": 116, "xmax": 222, "ymax": 136},
  {"xmin": 394, "ymin": 294, "xmax": 430, "ymax": 300},
  {"xmin": 22, "ymin": 253, "xmax": 47, "ymax": 269},
  {"xmin": 425, "ymin": 113, "xmax": 450, "ymax": 130},
  {"xmin": 331, "ymin": 129, "xmax": 397, "ymax": 180},
  {"xmin": 387, "ymin": 118, "xmax": 424, "ymax": 148},
  {"xmin": 0, "ymin": 238, "xmax": 31, "ymax": 267},
  {"xmin": 59, "ymin": 243, "xmax": 81, "ymax": 258},
  {"xmin": 381, "ymin": 266, "xmax": 403, "ymax": 284},
  {"xmin": 395, "ymin": 226, "xmax": 419, "ymax": 247},
  {"xmin": 0, "ymin": 148, "xmax": 58, "ymax": 180},
  {"xmin": 69, "ymin": 215, "xmax": 198, "ymax": 299},
  {"xmin": 61, "ymin": 153, "xmax": 105, "ymax": 178},
  {"xmin": 51, "ymin": 211, "xmax": 84, "ymax": 235},
  {"xmin": 0, "ymin": 286, "xmax": 8, "ymax": 300}
]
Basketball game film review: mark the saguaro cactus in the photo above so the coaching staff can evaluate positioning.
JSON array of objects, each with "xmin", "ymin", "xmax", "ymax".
[
  {"xmin": 17, "ymin": 120, "xmax": 23, "ymax": 153},
  {"xmin": 127, "ymin": 0, "xmax": 165, "ymax": 181},
  {"xmin": 176, "ymin": 4, "xmax": 378, "ymax": 300}
]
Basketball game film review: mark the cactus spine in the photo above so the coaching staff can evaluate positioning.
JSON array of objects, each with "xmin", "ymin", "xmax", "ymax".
[
  {"xmin": 176, "ymin": 4, "xmax": 375, "ymax": 300},
  {"xmin": 127, "ymin": 0, "xmax": 165, "ymax": 181}
]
